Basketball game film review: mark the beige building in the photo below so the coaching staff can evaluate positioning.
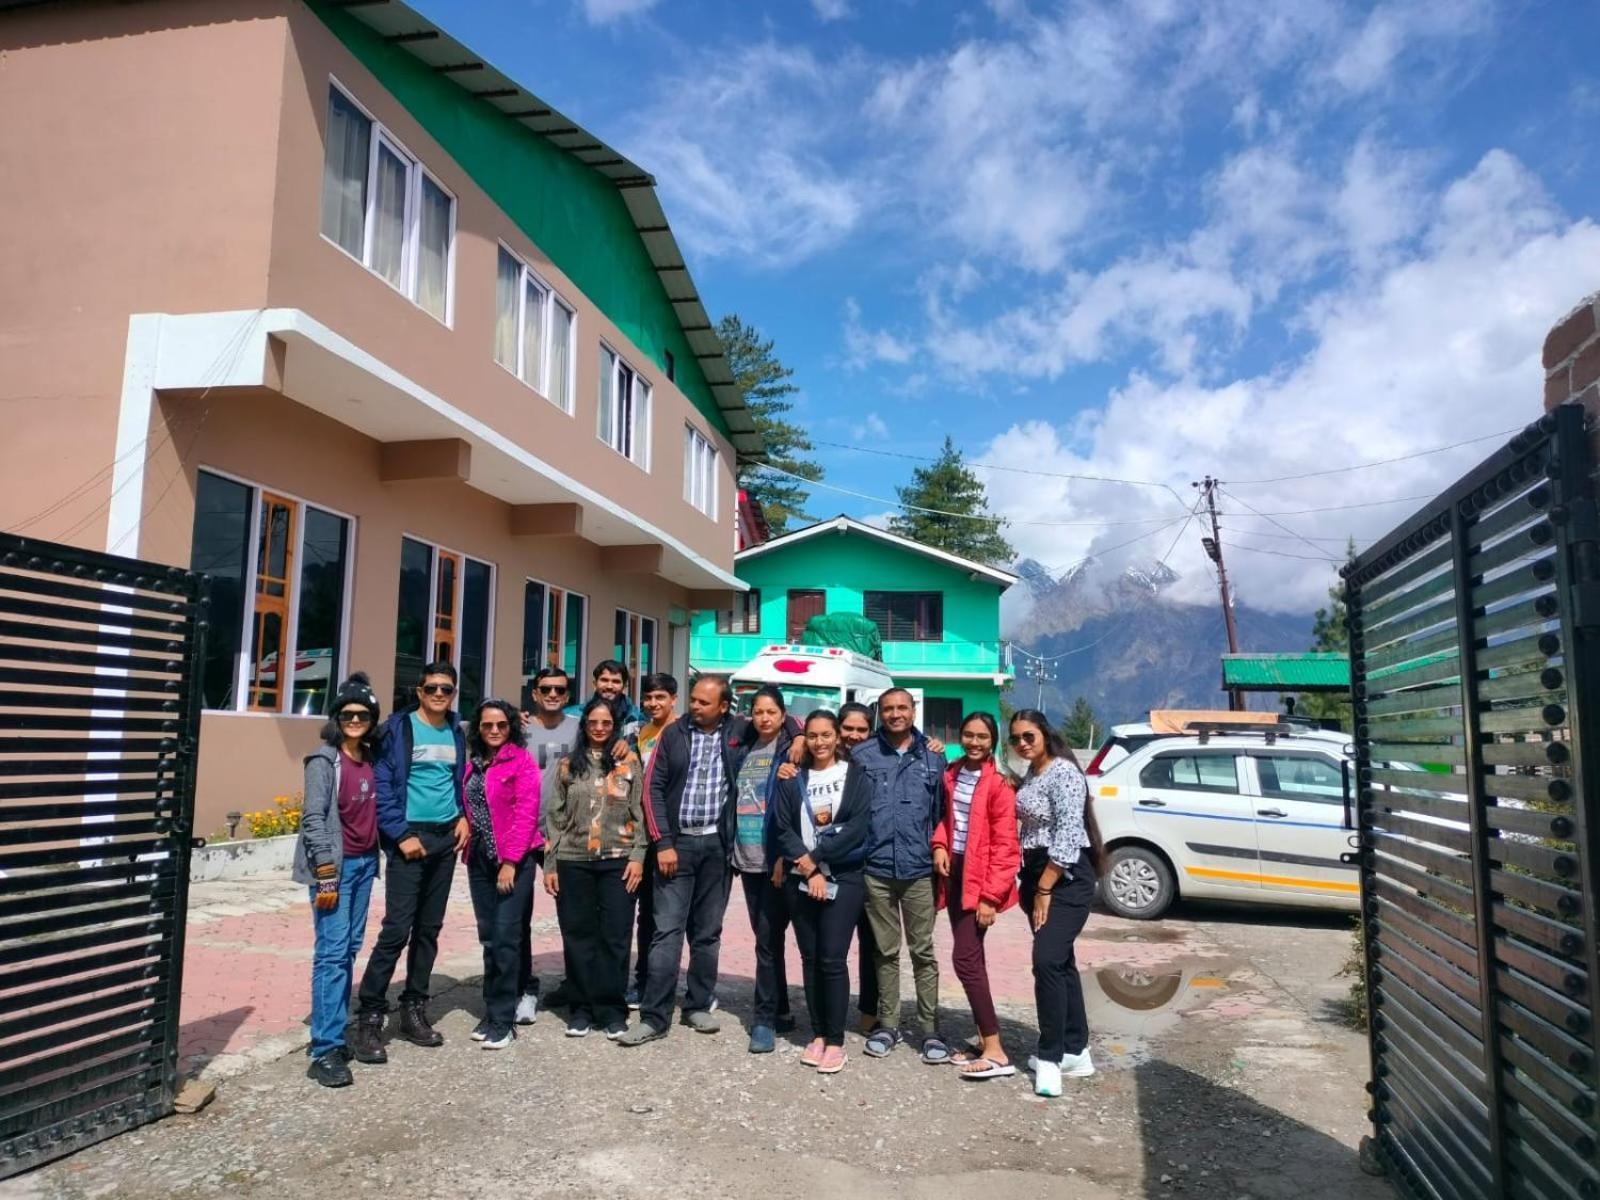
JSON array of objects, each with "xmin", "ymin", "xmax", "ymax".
[{"xmin": 0, "ymin": 0, "xmax": 759, "ymax": 836}]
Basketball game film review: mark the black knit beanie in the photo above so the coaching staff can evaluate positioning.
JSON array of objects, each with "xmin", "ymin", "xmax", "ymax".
[{"xmin": 330, "ymin": 672, "xmax": 381, "ymax": 722}]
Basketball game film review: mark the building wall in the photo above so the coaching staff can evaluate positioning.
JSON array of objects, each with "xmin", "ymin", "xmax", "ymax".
[
  {"xmin": 0, "ymin": 0, "xmax": 292, "ymax": 549},
  {"xmin": 145, "ymin": 389, "xmax": 687, "ymax": 837}
]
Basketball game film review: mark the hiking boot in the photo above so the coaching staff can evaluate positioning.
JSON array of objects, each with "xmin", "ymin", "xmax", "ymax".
[
  {"xmin": 399, "ymin": 1000, "xmax": 443, "ymax": 1048},
  {"xmin": 348, "ymin": 1013, "xmax": 387, "ymax": 1064},
  {"xmin": 308, "ymin": 1051, "xmax": 353, "ymax": 1088}
]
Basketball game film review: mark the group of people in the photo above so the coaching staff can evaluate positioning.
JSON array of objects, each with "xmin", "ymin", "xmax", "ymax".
[{"xmin": 293, "ymin": 656, "xmax": 1103, "ymax": 1098}]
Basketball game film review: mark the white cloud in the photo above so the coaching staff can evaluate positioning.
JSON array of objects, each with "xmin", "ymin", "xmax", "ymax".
[
  {"xmin": 810, "ymin": 0, "xmax": 852, "ymax": 20},
  {"xmin": 618, "ymin": 44, "xmax": 866, "ymax": 267},
  {"xmin": 972, "ymin": 151, "xmax": 1600, "ymax": 612},
  {"xmin": 851, "ymin": 412, "xmax": 891, "ymax": 440},
  {"xmin": 842, "ymin": 298, "xmax": 916, "ymax": 367},
  {"xmin": 580, "ymin": 0, "xmax": 659, "ymax": 24}
]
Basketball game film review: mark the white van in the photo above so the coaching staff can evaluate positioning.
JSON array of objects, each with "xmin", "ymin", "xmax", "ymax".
[{"xmin": 727, "ymin": 644, "xmax": 904, "ymax": 719}]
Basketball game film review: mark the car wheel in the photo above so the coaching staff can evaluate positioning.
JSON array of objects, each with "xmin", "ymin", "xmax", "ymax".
[{"xmin": 1101, "ymin": 846, "xmax": 1175, "ymax": 920}]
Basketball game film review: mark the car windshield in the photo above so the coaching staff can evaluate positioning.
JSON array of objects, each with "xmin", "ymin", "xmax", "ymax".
[{"xmin": 732, "ymin": 683, "xmax": 840, "ymax": 717}]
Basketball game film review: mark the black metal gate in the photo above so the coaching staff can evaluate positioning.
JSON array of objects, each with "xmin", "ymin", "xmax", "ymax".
[
  {"xmin": 1346, "ymin": 402, "xmax": 1600, "ymax": 1200},
  {"xmin": 0, "ymin": 532, "xmax": 207, "ymax": 1179}
]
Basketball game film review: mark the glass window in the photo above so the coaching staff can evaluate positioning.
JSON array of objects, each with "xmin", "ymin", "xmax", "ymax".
[
  {"xmin": 494, "ymin": 248, "xmax": 520, "ymax": 371},
  {"xmin": 369, "ymin": 139, "xmax": 409, "ymax": 288},
  {"xmin": 1139, "ymin": 753, "xmax": 1240, "ymax": 794},
  {"xmin": 600, "ymin": 345, "xmax": 649, "ymax": 466},
  {"xmin": 521, "ymin": 275, "xmax": 546, "ymax": 390},
  {"xmin": 684, "ymin": 425, "xmax": 718, "ymax": 517},
  {"xmin": 292, "ymin": 507, "xmax": 350, "ymax": 716},
  {"xmin": 392, "ymin": 537, "xmax": 433, "ymax": 712},
  {"xmin": 922, "ymin": 697, "xmax": 963, "ymax": 744},
  {"xmin": 522, "ymin": 580, "xmax": 547, "ymax": 682},
  {"xmin": 190, "ymin": 471, "xmax": 351, "ymax": 715},
  {"xmin": 189, "ymin": 472, "xmax": 254, "ymax": 711},
  {"xmin": 717, "ymin": 589, "xmax": 761, "ymax": 635},
  {"xmin": 1257, "ymin": 754, "xmax": 1345, "ymax": 804},
  {"xmin": 320, "ymin": 86, "xmax": 370, "ymax": 257},
  {"xmin": 564, "ymin": 590, "xmax": 585, "ymax": 679},
  {"xmin": 459, "ymin": 559, "xmax": 492, "ymax": 713},
  {"xmin": 548, "ymin": 298, "xmax": 573, "ymax": 411},
  {"xmin": 319, "ymin": 84, "xmax": 452, "ymax": 321},
  {"xmin": 864, "ymin": 591, "xmax": 943, "ymax": 642},
  {"xmin": 417, "ymin": 174, "xmax": 452, "ymax": 321},
  {"xmin": 613, "ymin": 609, "xmax": 657, "ymax": 700}
]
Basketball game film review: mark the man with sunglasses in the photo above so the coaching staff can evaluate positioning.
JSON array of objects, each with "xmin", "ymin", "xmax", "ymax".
[
  {"xmin": 518, "ymin": 666, "xmax": 580, "ymax": 1017},
  {"xmin": 351, "ymin": 662, "xmax": 470, "ymax": 1061}
]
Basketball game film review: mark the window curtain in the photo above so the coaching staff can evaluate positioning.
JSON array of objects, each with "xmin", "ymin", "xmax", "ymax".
[
  {"xmin": 599, "ymin": 347, "xmax": 617, "ymax": 445},
  {"xmin": 495, "ymin": 250, "xmax": 520, "ymax": 369},
  {"xmin": 548, "ymin": 301, "xmax": 573, "ymax": 409},
  {"xmin": 522, "ymin": 276, "xmax": 546, "ymax": 389},
  {"xmin": 370, "ymin": 142, "xmax": 408, "ymax": 286},
  {"xmin": 320, "ymin": 88, "xmax": 370, "ymax": 257},
  {"xmin": 416, "ymin": 177, "xmax": 451, "ymax": 320}
]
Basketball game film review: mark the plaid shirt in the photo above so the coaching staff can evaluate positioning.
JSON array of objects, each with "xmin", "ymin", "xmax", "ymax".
[{"xmin": 678, "ymin": 722, "xmax": 728, "ymax": 830}]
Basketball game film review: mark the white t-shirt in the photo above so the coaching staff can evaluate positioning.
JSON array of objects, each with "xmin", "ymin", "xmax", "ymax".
[
  {"xmin": 802, "ymin": 762, "xmax": 849, "ymax": 855},
  {"xmin": 951, "ymin": 766, "xmax": 980, "ymax": 855}
]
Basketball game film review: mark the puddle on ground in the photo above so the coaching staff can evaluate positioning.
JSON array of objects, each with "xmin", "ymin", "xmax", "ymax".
[{"xmin": 1081, "ymin": 960, "xmax": 1283, "ymax": 1068}]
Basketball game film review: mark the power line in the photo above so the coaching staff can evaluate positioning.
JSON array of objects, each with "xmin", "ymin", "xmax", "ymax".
[
  {"xmin": 1225, "ymin": 428, "xmax": 1518, "ymax": 486},
  {"xmin": 812, "ymin": 438, "xmax": 1183, "ymax": 497},
  {"xmin": 1226, "ymin": 540, "xmax": 1344, "ymax": 563},
  {"xmin": 1220, "ymin": 486, "xmax": 1336, "ymax": 561}
]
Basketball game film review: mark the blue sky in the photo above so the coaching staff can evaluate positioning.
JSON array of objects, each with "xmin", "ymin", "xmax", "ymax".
[{"xmin": 415, "ymin": 0, "xmax": 1600, "ymax": 613}]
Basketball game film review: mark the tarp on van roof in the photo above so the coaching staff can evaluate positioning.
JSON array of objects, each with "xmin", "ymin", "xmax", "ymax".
[
  {"xmin": 801, "ymin": 613, "xmax": 883, "ymax": 661},
  {"xmin": 1148, "ymin": 709, "xmax": 1280, "ymax": 733}
]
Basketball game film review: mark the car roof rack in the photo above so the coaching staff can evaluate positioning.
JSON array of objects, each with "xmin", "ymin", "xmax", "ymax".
[{"xmin": 1185, "ymin": 720, "xmax": 1295, "ymax": 745}]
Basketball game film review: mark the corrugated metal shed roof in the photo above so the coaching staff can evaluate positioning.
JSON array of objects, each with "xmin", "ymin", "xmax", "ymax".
[
  {"xmin": 321, "ymin": 0, "xmax": 762, "ymax": 455},
  {"xmin": 1221, "ymin": 653, "xmax": 1350, "ymax": 691}
]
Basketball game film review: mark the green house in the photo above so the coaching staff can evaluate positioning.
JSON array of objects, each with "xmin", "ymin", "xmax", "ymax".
[{"xmin": 691, "ymin": 516, "xmax": 1017, "ymax": 749}]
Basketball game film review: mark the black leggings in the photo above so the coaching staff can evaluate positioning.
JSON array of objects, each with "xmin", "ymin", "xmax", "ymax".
[
  {"xmin": 787, "ymin": 871, "xmax": 865, "ymax": 1046},
  {"xmin": 1019, "ymin": 850, "xmax": 1095, "ymax": 1060}
]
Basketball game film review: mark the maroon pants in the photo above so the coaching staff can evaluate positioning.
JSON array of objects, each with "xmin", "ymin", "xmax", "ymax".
[{"xmin": 946, "ymin": 855, "xmax": 1000, "ymax": 1038}]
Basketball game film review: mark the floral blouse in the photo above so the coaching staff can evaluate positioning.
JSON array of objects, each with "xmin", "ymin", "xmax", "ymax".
[
  {"xmin": 548, "ymin": 748, "xmax": 648, "ymax": 865},
  {"xmin": 1015, "ymin": 757, "xmax": 1090, "ymax": 871}
]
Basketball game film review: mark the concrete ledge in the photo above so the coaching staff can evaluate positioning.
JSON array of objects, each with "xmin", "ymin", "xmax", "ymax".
[{"xmin": 190, "ymin": 834, "xmax": 297, "ymax": 883}]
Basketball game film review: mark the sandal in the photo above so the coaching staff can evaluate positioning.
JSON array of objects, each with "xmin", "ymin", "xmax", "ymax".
[
  {"xmin": 950, "ymin": 1049, "xmax": 982, "ymax": 1065},
  {"xmin": 817, "ymin": 1045, "xmax": 847, "ymax": 1074},
  {"xmin": 863, "ymin": 1028, "xmax": 900, "ymax": 1058},
  {"xmin": 921, "ymin": 1035, "xmax": 952, "ymax": 1065},
  {"xmin": 800, "ymin": 1038, "xmax": 825, "ymax": 1067},
  {"xmin": 959, "ymin": 1056, "xmax": 1017, "ymax": 1080}
]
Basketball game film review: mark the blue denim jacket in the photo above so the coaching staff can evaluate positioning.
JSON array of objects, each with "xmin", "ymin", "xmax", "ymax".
[{"xmin": 851, "ymin": 729, "xmax": 945, "ymax": 881}]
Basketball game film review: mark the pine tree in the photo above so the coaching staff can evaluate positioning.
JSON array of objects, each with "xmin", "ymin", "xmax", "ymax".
[
  {"xmin": 1062, "ymin": 696, "xmax": 1099, "ymax": 750},
  {"xmin": 887, "ymin": 437, "xmax": 1015, "ymax": 566},
  {"xmin": 1297, "ymin": 539, "xmax": 1355, "ymax": 729},
  {"xmin": 718, "ymin": 314, "xmax": 822, "ymax": 535}
]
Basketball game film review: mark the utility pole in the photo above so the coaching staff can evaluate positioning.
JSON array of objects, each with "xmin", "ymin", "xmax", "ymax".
[
  {"xmin": 1023, "ymin": 655, "xmax": 1056, "ymax": 713},
  {"xmin": 1194, "ymin": 475, "xmax": 1243, "ymax": 711}
]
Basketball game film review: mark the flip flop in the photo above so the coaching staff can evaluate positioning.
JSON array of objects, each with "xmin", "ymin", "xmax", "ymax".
[
  {"xmin": 950, "ymin": 1049, "xmax": 982, "ymax": 1065},
  {"xmin": 959, "ymin": 1056, "xmax": 1017, "ymax": 1080}
]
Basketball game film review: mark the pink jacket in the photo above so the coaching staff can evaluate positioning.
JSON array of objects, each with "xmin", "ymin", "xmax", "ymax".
[{"xmin": 463, "ymin": 743, "xmax": 543, "ymax": 863}]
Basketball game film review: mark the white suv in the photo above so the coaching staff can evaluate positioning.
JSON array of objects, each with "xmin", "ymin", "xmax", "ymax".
[{"xmin": 1087, "ymin": 722, "xmax": 1361, "ymax": 920}]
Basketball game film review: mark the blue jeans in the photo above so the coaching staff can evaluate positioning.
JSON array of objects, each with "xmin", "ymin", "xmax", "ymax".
[{"xmin": 309, "ymin": 853, "xmax": 379, "ymax": 1058}]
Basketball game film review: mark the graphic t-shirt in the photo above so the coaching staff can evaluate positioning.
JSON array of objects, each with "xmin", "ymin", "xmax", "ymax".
[
  {"xmin": 337, "ymin": 754, "xmax": 377, "ymax": 856},
  {"xmin": 801, "ymin": 762, "xmax": 848, "ymax": 858},
  {"xmin": 525, "ymin": 715, "xmax": 579, "ymax": 771},
  {"xmin": 406, "ymin": 712, "xmax": 460, "ymax": 824},
  {"xmin": 732, "ymin": 741, "xmax": 777, "ymax": 874}
]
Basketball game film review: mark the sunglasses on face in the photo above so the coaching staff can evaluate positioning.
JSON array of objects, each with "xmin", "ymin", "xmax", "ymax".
[
  {"xmin": 421, "ymin": 683, "xmax": 456, "ymax": 697},
  {"xmin": 480, "ymin": 720, "xmax": 510, "ymax": 732},
  {"xmin": 1009, "ymin": 731, "xmax": 1040, "ymax": 746},
  {"xmin": 337, "ymin": 711, "xmax": 371, "ymax": 725},
  {"xmin": 536, "ymin": 684, "xmax": 568, "ymax": 696}
]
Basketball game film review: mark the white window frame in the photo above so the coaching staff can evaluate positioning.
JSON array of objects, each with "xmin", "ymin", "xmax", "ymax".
[
  {"xmin": 321, "ymin": 78, "xmax": 456, "ymax": 326},
  {"xmin": 683, "ymin": 424, "xmax": 719, "ymax": 519},
  {"xmin": 196, "ymin": 465, "xmax": 357, "ymax": 718},
  {"xmin": 399, "ymin": 533, "xmax": 496, "ymax": 699},
  {"xmin": 599, "ymin": 342, "xmax": 652, "ymax": 470},
  {"xmin": 494, "ymin": 243, "xmax": 576, "ymax": 413},
  {"xmin": 524, "ymin": 575, "xmax": 589, "ymax": 683}
]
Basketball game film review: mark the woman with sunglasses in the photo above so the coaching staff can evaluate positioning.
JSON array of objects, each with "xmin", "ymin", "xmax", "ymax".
[
  {"xmin": 544, "ymin": 697, "xmax": 646, "ymax": 1038},
  {"xmin": 1009, "ymin": 708, "xmax": 1103, "ymax": 1097},
  {"xmin": 771, "ymin": 709, "xmax": 872, "ymax": 1074},
  {"xmin": 462, "ymin": 698, "xmax": 543, "ymax": 1049},
  {"xmin": 932, "ymin": 711, "xmax": 1020, "ymax": 1081},
  {"xmin": 294, "ymin": 673, "xmax": 383, "ymax": 1087}
]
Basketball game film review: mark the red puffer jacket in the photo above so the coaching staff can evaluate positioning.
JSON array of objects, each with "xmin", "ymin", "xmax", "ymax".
[{"xmin": 932, "ymin": 758, "xmax": 1020, "ymax": 913}]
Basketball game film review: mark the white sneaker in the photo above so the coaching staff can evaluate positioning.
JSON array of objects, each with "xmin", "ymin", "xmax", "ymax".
[
  {"xmin": 1061, "ymin": 1047, "xmax": 1095, "ymax": 1078},
  {"xmin": 481, "ymin": 1025, "xmax": 515, "ymax": 1050},
  {"xmin": 1034, "ymin": 1060, "xmax": 1063, "ymax": 1098},
  {"xmin": 515, "ymin": 993, "xmax": 539, "ymax": 1025}
]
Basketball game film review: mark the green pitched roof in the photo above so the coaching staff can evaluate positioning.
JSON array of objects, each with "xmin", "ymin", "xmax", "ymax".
[{"xmin": 1222, "ymin": 653, "xmax": 1350, "ymax": 691}]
